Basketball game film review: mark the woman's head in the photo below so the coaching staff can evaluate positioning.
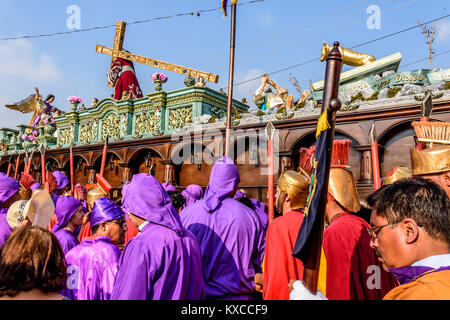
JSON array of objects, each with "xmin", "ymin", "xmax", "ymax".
[{"xmin": 0, "ymin": 226, "xmax": 67, "ymax": 297}]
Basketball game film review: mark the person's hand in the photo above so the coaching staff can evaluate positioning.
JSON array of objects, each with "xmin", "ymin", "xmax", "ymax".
[
  {"xmin": 289, "ymin": 280, "xmax": 327, "ymax": 300},
  {"xmin": 288, "ymin": 279, "xmax": 296, "ymax": 293},
  {"xmin": 261, "ymin": 73, "xmax": 269, "ymax": 84},
  {"xmin": 254, "ymin": 273, "xmax": 264, "ymax": 293}
]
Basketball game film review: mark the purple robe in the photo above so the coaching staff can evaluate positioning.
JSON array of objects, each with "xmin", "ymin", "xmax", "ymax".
[
  {"xmin": 0, "ymin": 173, "xmax": 19, "ymax": 248},
  {"xmin": 54, "ymin": 228, "xmax": 79, "ymax": 255},
  {"xmin": 179, "ymin": 156, "xmax": 265, "ymax": 300},
  {"xmin": 63, "ymin": 236, "xmax": 121, "ymax": 300},
  {"xmin": 32, "ymin": 100, "xmax": 53, "ymax": 128},
  {"xmin": 0, "ymin": 208, "xmax": 12, "ymax": 248},
  {"xmin": 111, "ymin": 173, "xmax": 205, "ymax": 300},
  {"xmin": 234, "ymin": 191, "xmax": 268, "ymax": 231}
]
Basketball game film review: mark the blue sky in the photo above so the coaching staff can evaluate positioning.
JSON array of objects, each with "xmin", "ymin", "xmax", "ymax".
[{"xmin": 0, "ymin": 0, "xmax": 449, "ymax": 129}]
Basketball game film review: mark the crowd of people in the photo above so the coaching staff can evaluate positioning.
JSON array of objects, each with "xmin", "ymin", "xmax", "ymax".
[{"xmin": 0, "ymin": 132, "xmax": 448, "ymax": 300}]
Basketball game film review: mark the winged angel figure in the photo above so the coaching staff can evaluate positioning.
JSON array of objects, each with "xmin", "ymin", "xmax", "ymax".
[{"xmin": 5, "ymin": 87, "xmax": 64, "ymax": 131}]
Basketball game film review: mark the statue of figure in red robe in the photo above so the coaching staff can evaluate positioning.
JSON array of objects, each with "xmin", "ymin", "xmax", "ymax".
[{"xmin": 107, "ymin": 58, "xmax": 143, "ymax": 100}]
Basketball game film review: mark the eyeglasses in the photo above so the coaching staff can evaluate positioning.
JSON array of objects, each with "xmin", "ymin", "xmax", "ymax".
[
  {"xmin": 110, "ymin": 219, "xmax": 127, "ymax": 228},
  {"xmin": 367, "ymin": 221, "xmax": 402, "ymax": 241}
]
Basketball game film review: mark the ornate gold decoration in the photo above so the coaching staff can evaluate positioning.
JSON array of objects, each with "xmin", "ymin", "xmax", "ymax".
[
  {"xmin": 101, "ymin": 113, "xmax": 121, "ymax": 141},
  {"xmin": 320, "ymin": 41, "xmax": 376, "ymax": 66},
  {"xmin": 80, "ymin": 120, "xmax": 98, "ymax": 144},
  {"xmin": 59, "ymin": 126, "xmax": 74, "ymax": 145},
  {"xmin": 168, "ymin": 107, "xmax": 192, "ymax": 130},
  {"xmin": 135, "ymin": 109, "xmax": 161, "ymax": 135},
  {"xmin": 120, "ymin": 113, "xmax": 128, "ymax": 137}
]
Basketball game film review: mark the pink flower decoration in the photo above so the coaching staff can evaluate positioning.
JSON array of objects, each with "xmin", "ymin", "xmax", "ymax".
[
  {"xmin": 152, "ymin": 72, "xmax": 168, "ymax": 83},
  {"xmin": 21, "ymin": 134, "xmax": 28, "ymax": 140},
  {"xmin": 68, "ymin": 96, "xmax": 82, "ymax": 103},
  {"xmin": 51, "ymin": 118, "xmax": 56, "ymax": 124},
  {"xmin": 28, "ymin": 135, "xmax": 36, "ymax": 141},
  {"xmin": 43, "ymin": 118, "xmax": 49, "ymax": 124}
]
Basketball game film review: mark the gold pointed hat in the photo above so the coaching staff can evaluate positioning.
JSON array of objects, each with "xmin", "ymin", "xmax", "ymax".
[
  {"xmin": 328, "ymin": 140, "xmax": 361, "ymax": 213},
  {"xmin": 86, "ymin": 174, "xmax": 112, "ymax": 209},
  {"xmin": 410, "ymin": 121, "xmax": 450, "ymax": 176},
  {"xmin": 276, "ymin": 170, "xmax": 311, "ymax": 210},
  {"xmin": 382, "ymin": 166, "xmax": 412, "ymax": 185}
]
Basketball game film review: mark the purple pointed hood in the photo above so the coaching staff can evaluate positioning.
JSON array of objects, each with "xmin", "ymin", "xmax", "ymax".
[
  {"xmin": 121, "ymin": 173, "xmax": 184, "ymax": 235},
  {"xmin": 0, "ymin": 173, "xmax": 19, "ymax": 204},
  {"xmin": 162, "ymin": 182, "xmax": 177, "ymax": 192},
  {"xmin": 51, "ymin": 196, "xmax": 81, "ymax": 232},
  {"xmin": 52, "ymin": 171, "xmax": 69, "ymax": 191},
  {"xmin": 203, "ymin": 156, "xmax": 240, "ymax": 212},
  {"xmin": 90, "ymin": 197, "xmax": 124, "ymax": 227},
  {"xmin": 181, "ymin": 184, "xmax": 203, "ymax": 208}
]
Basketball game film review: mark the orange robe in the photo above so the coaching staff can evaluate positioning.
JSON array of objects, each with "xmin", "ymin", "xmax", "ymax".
[
  {"xmin": 383, "ymin": 270, "xmax": 450, "ymax": 300},
  {"xmin": 263, "ymin": 210, "xmax": 304, "ymax": 300}
]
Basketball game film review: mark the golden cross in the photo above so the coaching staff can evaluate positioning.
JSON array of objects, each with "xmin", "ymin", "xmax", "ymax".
[{"xmin": 96, "ymin": 20, "xmax": 219, "ymax": 87}]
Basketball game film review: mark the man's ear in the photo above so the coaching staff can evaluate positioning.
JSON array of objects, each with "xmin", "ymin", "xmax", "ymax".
[
  {"xmin": 284, "ymin": 193, "xmax": 291, "ymax": 204},
  {"xmin": 402, "ymin": 218, "xmax": 420, "ymax": 244},
  {"xmin": 444, "ymin": 171, "xmax": 450, "ymax": 187}
]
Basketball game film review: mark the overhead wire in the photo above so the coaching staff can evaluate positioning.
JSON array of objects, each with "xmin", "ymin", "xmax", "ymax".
[
  {"xmin": 0, "ymin": 0, "xmax": 265, "ymax": 41},
  {"xmin": 223, "ymin": 13, "xmax": 450, "ymax": 90}
]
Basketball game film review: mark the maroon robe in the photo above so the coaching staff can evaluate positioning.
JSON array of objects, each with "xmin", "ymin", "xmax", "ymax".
[
  {"xmin": 323, "ymin": 213, "xmax": 397, "ymax": 300},
  {"xmin": 108, "ymin": 58, "xmax": 143, "ymax": 100}
]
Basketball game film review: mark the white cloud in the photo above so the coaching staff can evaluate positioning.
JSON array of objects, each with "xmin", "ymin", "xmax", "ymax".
[
  {"xmin": 437, "ymin": 20, "xmax": 450, "ymax": 43},
  {"xmin": 233, "ymin": 68, "xmax": 264, "ymax": 109},
  {"xmin": 0, "ymin": 39, "xmax": 62, "ymax": 130},
  {"xmin": 257, "ymin": 10, "xmax": 273, "ymax": 28}
]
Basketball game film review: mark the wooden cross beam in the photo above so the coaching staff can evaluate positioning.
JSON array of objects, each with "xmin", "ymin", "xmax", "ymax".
[{"xmin": 96, "ymin": 20, "xmax": 219, "ymax": 86}]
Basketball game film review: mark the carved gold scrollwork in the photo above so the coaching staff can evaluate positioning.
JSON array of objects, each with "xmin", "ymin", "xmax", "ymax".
[
  {"xmin": 101, "ymin": 113, "xmax": 120, "ymax": 141},
  {"xmin": 80, "ymin": 120, "xmax": 98, "ymax": 144},
  {"xmin": 168, "ymin": 107, "xmax": 192, "ymax": 130},
  {"xmin": 59, "ymin": 126, "xmax": 74, "ymax": 145},
  {"xmin": 135, "ymin": 109, "xmax": 161, "ymax": 136}
]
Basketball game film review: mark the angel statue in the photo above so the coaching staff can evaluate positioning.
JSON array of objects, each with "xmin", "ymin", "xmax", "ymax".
[{"xmin": 5, "ymin": 87, "xmax": 65, "ymax": 132}]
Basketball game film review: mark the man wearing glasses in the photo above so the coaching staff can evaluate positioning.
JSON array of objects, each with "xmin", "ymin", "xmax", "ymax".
[
  {"xmin": 367, "ymin": 178, "xmax": 450, "ymax": 300},
  {"xmin": 62, "ymin": 197, "xmax": 127, "ymax": 300}
]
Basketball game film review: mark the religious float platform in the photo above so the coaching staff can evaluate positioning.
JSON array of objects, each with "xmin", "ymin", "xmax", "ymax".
[{"xmin": 2, "ymin": 50, "xmax": 450, "ymax": 203}]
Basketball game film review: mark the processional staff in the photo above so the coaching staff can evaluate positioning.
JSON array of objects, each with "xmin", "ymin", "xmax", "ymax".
[
  {"xmin": 292, "ymin": 41, "xmax": 343, "ymax": 294},
  {"xmin": 70, "ymin": 145, "xmax": 74, "ymax": 196},
  {"xmin": 265, "ymin": 122, "xmax": 275, "ymax": 224},
  {"xmin": 13, "ymin": 153, "xmax": 20, "ymax": 180},
  {"xmin": 224, "ymin": 0, "xmax": 237, "ymax": 156},
  {"xmin": 369, "ymin": 123, "xmax": 381, "ymax": 191}
]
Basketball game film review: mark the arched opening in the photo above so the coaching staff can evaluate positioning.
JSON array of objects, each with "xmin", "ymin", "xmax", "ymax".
[
  {"xmin": 378, "ymin": 119, "xmax": 417, "ymax": 177},
  {"xmin": 128, "ymin": 148, "xmax": 164, "ymax": 183},
  {"xmin": 92, "ymin": 152, "xmax": 123, "ymax": 188},
  {"xmin": 62, "ymin": 155, "xmax": 89, "ymax": 187},
  {"xmin": 290, "ymin": 130, "xmax": 360, "ymax": 179}
]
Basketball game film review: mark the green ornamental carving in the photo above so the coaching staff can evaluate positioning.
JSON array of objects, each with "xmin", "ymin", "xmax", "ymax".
[
  {"xmin": 168, "ymin": 107, "xmax": 192, "ymax": 130},
  {"xmin": 101, "ymin": 113, "xmax": 121, "ymax": 141},
  {"xmin": 135, "ymin": 109, "xmax": 161, "ymax": 135},
  {"xmin": 80, "ymin": 120, "xmax": 98, "ymax": 144}
]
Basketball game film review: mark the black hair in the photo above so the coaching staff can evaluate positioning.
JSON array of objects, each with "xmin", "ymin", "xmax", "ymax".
[
  {"xmin": 167, "ymin": 190, "xmax": 186, "ymax": 210},
  {"xmin": 236, "ymin": 196, "xmax": 255, "ymax": 210},
  {"xmin": 367, "ymin": 177, "xmax": 450, "ymax": 243},
  {"xmin": 45, "ymin": 94, "xmax": 55, "ymax": 102}
]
